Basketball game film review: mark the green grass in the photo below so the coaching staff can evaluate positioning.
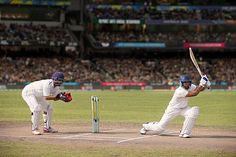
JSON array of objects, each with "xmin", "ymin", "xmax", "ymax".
[
  {"xmin": 0, "ymin": 90, "xmax": 235, "ymax": 128},
  {"xmin": 0, "ymin": 90, "xmax": 236, "ymax": 157}
]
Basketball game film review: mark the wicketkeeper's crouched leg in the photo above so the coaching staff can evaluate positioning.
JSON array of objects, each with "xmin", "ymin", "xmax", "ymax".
[
  {"xmin": 31, "ymin": 106, "xmax": 41, "ymax": 135},
  {"xmin": 31, "ymin": 110, "xmax": 40, "ymax": 131},
  {"xmin": 43, "ymin": 104, "xmax": 58, "ymax": 133}
]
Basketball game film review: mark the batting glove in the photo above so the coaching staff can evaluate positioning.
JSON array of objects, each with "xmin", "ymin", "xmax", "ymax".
[
  {"xmin": 206, "ymin": 80, "xmax": 211, "ymax": 87},
  {"xmin": 199, "ymin": 77, "xmax": 208, "ymax": 87},
  {"xmin": 202, "ymin": 75, "xmax": 209, "ymax": 81}
]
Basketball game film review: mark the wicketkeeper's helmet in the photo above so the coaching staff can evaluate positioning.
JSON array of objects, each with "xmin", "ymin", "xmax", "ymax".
[
  {"xmin": 52, "ymin": 72, "xmax": 64, "ymax": 86},
  {"xmin": 180, "ymin": 75, "xmax": 192, "ymax": 86}
]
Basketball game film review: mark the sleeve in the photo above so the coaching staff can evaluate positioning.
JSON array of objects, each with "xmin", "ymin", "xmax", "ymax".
[
  {"xmin": 42, "ymin": 81, "xmax": 51, "ymax": 97},
  {"xmin": 54, "ymin": 87, "xmax": 61, "ymax": 96},
  {"xmin": 189, "ymin": 84, "xmax": 197, "ymax": 91},
  {"xmin": 175, "ymin": 88, "xmax": 188, "ymax": 98}
]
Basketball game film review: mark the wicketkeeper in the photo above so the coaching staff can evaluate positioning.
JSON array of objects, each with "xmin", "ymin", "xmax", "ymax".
[
  {"xmin": 22, "ymin": 72, "xmax": 72, "ymax": 135},
  {"xmin": 140, "ymin": 74, "xmax": 210, "ymax": 138}
]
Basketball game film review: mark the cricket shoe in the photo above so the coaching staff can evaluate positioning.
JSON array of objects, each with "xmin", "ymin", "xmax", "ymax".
[
  {"xmin": 179, "ymin": 134, "xmax": 191, "ymax": 138},
  {"xmin": 140, "ymin": 128, "xmax": 147, "ymax": 135},
  {"xmin": 43, "ymin": 127, "xmax": 58, "ymax": 133},
  {"xmin": 142, "ymin": 121, "xmax": 159, "ymax": 130},
  {"xmin": 140, "ymin": 122, "xmax": 158, "ymax": 135},
  {"xmin": 32, "ymin": 129, "xmax": 41, "ymax": 135}
]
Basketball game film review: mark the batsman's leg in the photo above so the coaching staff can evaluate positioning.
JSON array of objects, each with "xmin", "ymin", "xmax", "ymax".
[
  {"xmin": 140, "ymin": 122, "xmax": 164, "ymax": 135},
  {"xmin": 180, "ymin": 106, "xmax": 199, "ymax": 138},
  {"xmin": 140, "ymin": 106, "xmax": 180, "ymax": 135}
]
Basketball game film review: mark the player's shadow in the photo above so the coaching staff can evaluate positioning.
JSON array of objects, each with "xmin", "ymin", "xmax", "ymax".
[
  {"xmin": 194, "ymin": 135, "xmax": 236, "ymax": 139},
  {"xmin": 159, "ymin": 134, "xmax": 236, "ymax": 139},
  {"xmin": 147, "ymin": 131, "xmax": 236, "ymax": 139}
]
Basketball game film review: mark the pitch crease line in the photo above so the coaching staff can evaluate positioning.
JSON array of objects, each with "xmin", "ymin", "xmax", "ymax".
[
  {"xmin": 117, "ymin": 135, "xmax": 157, "ymax": 144},
  {"xmin": 59, "ymin": 133, "xmax": 92, "ymax": 139},
  {"xmin": 82, "ymin": 135, "xmax": 126, "ymax": 139},
  {"xmin": 103, "ymin": 128, "xmax": 126, "ymax": 132},
  {"xmin": 58, "ymin": 129, "xmax": 125, "ymax": 139}
]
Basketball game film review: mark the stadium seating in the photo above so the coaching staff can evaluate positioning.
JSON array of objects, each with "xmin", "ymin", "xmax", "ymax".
[
  {"xmin": 0, "ymin": 57, "xmax": 235, "ymax": 86},
  {"xmin": 0, "ymin": 1, "xmax": 235, "ymax": 88}
]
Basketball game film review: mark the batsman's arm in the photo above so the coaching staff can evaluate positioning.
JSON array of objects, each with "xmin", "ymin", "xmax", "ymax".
[{"xmin": 186, "ymin": 85, "xmax": 205, "ymax": 97}]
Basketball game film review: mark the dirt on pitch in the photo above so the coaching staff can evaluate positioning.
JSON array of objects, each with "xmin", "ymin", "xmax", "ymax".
[{"xmin": 0, "ymin": 122, "xmax": 236, "ymax": 152}]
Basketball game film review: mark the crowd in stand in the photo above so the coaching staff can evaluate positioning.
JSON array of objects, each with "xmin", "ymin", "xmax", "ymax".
[
  {"xmin": 89, "ymin": 0, "xmax": 236, "ymax": 6},
  {"xmin": 0, "ymin": 56, "xmax": 235, "ymax": 85},
  {"xmin": 89, "ymin": 7, "xmax": 236, "ymax": 20},
  {"xmin": 0, "ymin": 5, "xmax": 235, "ymax": 86},
  {"xmin": 0, "ymin": 23, "xmax": 77, "ymax": 47},
  {"xmin": 89, "ymin": 4, "xmax": 236, "ymax": 47}
]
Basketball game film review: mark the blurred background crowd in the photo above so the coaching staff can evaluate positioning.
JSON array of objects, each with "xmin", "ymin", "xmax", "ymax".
[
  {"xmin": 0, "ymin": 0, "xmax": 236, "ymax": 88},
  {"xmin": 1, "ymin": 56, "xmax": 235, "ymax": 86}
]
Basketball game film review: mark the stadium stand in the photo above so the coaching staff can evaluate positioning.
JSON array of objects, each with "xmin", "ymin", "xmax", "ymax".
[
  {"xmin": 0, "ymin": 0, "xmax": 236, "ymax": 90},
  {"xmin": 1, "ymin": 56, "xmax": 235, "ymax": 86}
]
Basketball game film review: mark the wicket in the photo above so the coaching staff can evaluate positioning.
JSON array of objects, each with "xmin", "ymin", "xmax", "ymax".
[{"xmin": 91, "ymin": 96, "xmax": 99, "ymax": 133}]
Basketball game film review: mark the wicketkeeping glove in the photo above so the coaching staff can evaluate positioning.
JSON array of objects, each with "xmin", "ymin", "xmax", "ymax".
[{"xmin": 56, "ymin": 92, "xmax": 72, "ymax": 102}]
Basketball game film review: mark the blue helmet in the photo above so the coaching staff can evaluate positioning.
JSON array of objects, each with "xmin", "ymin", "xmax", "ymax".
[
  {"xmin": 180, "ymin": 75, "xmax": 192, "ymax": 86},
  {"xmin": 52, "ymin": 72, "xmax": 64, "ymax": 86},
  {"xmin": 52, "ymin": 72, "xmax": 64, "ymax": 81}
]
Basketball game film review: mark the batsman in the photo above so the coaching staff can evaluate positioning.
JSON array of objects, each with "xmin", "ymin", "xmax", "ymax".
[
  {"xmin": 140, "ymin": 74, "xmax": 211, "ymax": 138},
  {"xmin": 22, "ymin": 72, "xmax": 72, "ymax": 135}
]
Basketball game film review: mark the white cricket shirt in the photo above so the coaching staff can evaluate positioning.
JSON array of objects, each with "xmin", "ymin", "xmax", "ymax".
[
  {"xmin": 168, "ymin": 84, "xmax": 196, "ymax": 108},
  {"xmin": 23, "ymin": 79, "xmax": 60, "ymax": 98}
]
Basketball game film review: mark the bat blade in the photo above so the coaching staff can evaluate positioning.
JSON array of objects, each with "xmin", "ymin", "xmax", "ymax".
[{"xmin": 189, "ymin": 48, "xmax": 203, "ymax": 77}]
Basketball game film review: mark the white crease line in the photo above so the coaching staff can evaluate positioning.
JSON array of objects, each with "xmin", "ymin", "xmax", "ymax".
[
  {"xmin": 103, "ymin": 128, "xmax": 126, "ymax": 132},
  {"xmin": 58, "ymin": 128, "xmax": 125, "ymax": 139},
  {"xmin": 75, "ymin": 135, "xmax": 126, "ymax": 139},
  {"xmin": 0, "ymin": 134, "xmax": 124, "ymax": 141},
  {"xmin": 0, "ymin": 129, "xmax": 127, "ymax": 140},
  {"xmin": 117, "ymin": 135, "xmax": 157, "ymax": 144},
  {"xmin": 0, "ymin": 128, "xmax": 133, "ymax": 142},
  {"xmin": 0, "ymin": 134, "xmax": 120, "ymax": 141},
  {"xmin": 59, "ymin": 133, "xmax": 92, "ymax": 139},
  {"xmin": 69, "ymin": 137, "xmax": 118, "ymax": 141},
  {"xmin": 0, "ymin": 135, "xmax": 67, "ymax": 139}
]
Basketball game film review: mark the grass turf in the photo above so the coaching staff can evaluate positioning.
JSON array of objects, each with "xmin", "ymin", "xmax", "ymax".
[
  {"xmin": 0, "ymin": 90, "xmax": 235, "ymax": 128},
  {"xmin": 0, "ymin": 90, "xmax": 235, "ymax": 157}
]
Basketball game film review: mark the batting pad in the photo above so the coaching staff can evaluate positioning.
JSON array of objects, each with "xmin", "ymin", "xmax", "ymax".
[
  {"xmin": 181, "ymin": 117, "xmax": 196, "ymax": 135},
  {"xmin": 181, "ymin": 107, "xmax": 199, "ymax": 135}
]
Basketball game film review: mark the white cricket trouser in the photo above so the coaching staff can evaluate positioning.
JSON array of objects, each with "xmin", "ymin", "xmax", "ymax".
[
  {"xmin": 22, "ymin": 89, "xmax": 52, "ymax": 131},
  {"xmin": 158, "ymin": 105, "xmax": 199, "ymax": 134}
]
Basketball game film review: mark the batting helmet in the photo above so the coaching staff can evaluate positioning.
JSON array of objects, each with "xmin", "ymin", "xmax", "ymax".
[
  {"xmin": 180, "ymin": 75, "xmax": 192, "ymax": 86},
  {"xmin": 52, "ymin": 72, "xmax": 64, "ymax": 86}
]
